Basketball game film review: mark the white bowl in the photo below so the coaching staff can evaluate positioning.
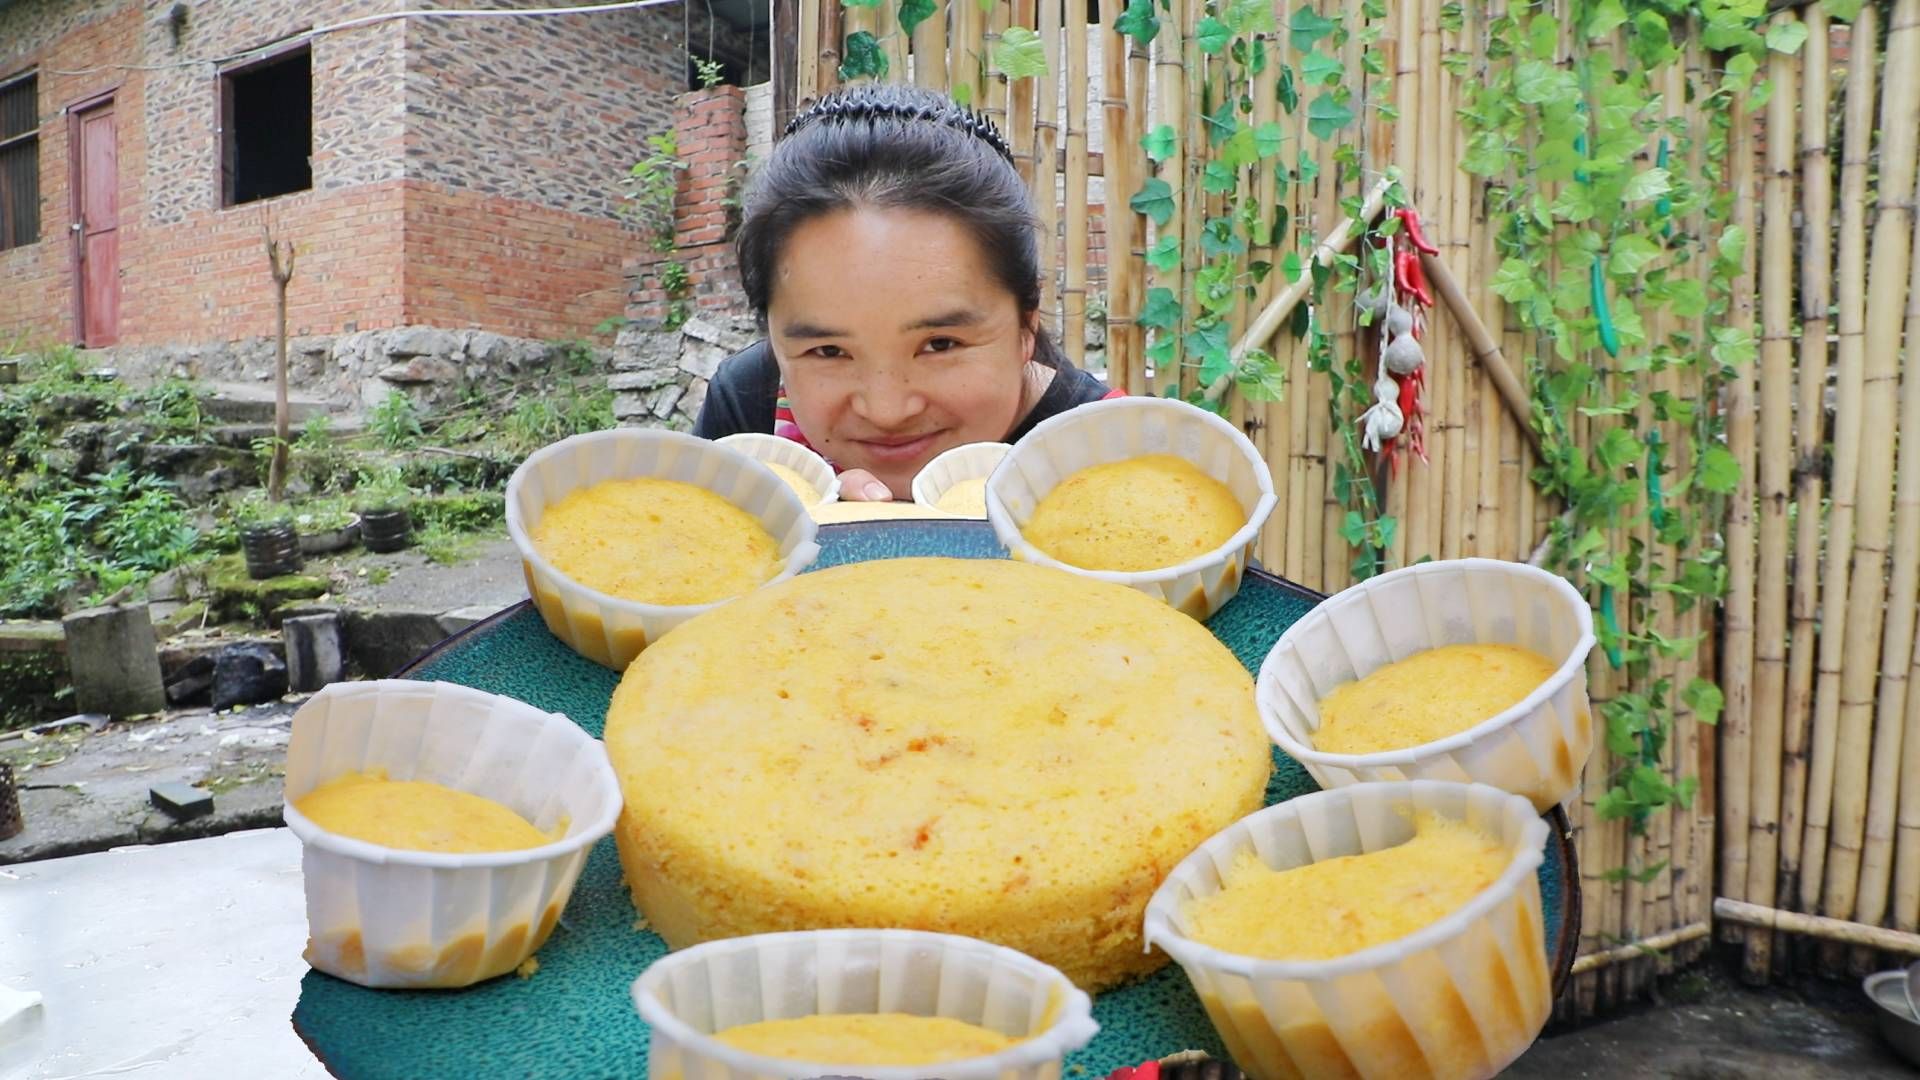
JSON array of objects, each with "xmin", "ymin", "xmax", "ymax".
[
  {"xmin": 1259, "ymin": 558, "xmax": 1596, "ymax": 812},
  {"xmin": 632, "ymin": 928, "xmax": 1098, "ymax": 1080},
  {"xmin": 715, "ymin": 432, "xmax": 842, "ymax": 507},
  {"xmin": 505, "ymin": 428, "xmax": 821, "ymax": 670},
  {"xmin": 985, "ymin": 397, "xmax": 1278, "ymax": 620},
  {"xmin": 911, "ymin": 441, "xmax": 1012, "ymax": 517},
  {"xmin": 283, "ymin": 680, "xmax": 622, "ymax": 989},
  {"xmin": 1143, "ymin": 781, "xmax": 1552, "ymax": 1080}
]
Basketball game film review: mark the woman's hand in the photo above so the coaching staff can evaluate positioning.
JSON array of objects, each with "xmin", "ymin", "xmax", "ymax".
[{"xmin": 837, "ymin": 469, "xmax": 899, "ymax": 502}]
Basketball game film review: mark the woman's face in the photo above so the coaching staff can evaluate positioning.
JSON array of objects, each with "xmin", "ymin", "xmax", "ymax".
[{"xmin": 766, "ymin": 206, "xmax": 1036, "ymax": 497}]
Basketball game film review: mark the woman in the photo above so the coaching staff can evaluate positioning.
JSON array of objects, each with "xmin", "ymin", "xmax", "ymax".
[{"xmin": 694, "ymin": 83, "xmax": 1120, "ymax": 502}]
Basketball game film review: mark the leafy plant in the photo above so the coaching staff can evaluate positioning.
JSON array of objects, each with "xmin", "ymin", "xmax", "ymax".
[
  {"xmin": 0, "ymin": 467, "xmax": 202, "ymax": 617},
  {"xmin": 694, "ymin": 56, "xmax": 726, "ymax": 89},
  {"xmin": 1451, "ymin": 0, "xmax": 1779, "ymax": 835},
  {"xmin": 368, "ymin": 391, "xmax": 424, "ymax": 450},
  {"xmin": 622, "ymin": 132, "xmax": 685, "ymax": 254},
  {"xmin": 353, "ymin": 466, "xmax": 415, "ymax": 513}
]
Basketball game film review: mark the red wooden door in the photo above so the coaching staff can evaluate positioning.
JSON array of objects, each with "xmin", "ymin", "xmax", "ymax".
[{"xmin": 71, "ymin": 101, "xmax": 119, "ymax": 347}]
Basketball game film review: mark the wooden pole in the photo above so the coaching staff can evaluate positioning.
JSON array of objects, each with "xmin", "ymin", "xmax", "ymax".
[
  {"xmin": 1718, "ymin": 86, "xmax": 1760, "ymax": 943},
  {"xmin": 263, "ymin": 223, "xmax": 295, "ymax": 503},
  {"xmin": 1033, "ymin": 0, "xmax": 1062, "ymax": 336},
  {"xmin": 1569, "ymin": 922, "xmax": 1713, "ymax": 976},
  {"xmin": 1716, "ymin": 897, "xmax": 1920, "ymax": 956},
  {"xmin": 1062, "ymin": 0, "xmax": 1089, "ymax": 368},
  {"xmin": 796, "ymin": 0, "xmax": 819, "ymax": 105},
  {"xmin": 910, "ymin": 0, "xmax": 947, "ymax": 89},
  {"xmin": 1099, "ymin": 0, "xmax": 1133, "ymax": 394},
  {"xmin": 771, "ymin": 0, "xmax": 799, "ymax": 132},
  {"xmin": 1743, "ymin": 18, "xmax": 1799, "ymax": 984},
  {"xmin": 1802, "ymin": 1, "xmax": 1879, "ymax": 920},
  {"xmin": 816, "ymin": 1, "xmax": 844, "ymax": 95},
  {"xmin": 1780, "ymin": 0, "xmax": 1832, "ymax": 937},
  {"xmin": 1419, "ymin": 251, "xmax": 1541, "ymax": 458},
  {"xmin": 1886, "ymin": 158, "xmax": 1920, "ymax": 937},
  {"xmin": 1836, "ymin": 0, "xmax": 1920, "ymax": 962}
]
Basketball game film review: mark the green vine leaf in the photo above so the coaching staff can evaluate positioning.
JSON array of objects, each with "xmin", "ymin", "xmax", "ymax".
[
  {"xmin": 1711, "ymin": 326, "xmax": 1757, "ymax": 368},
  {"xmin": 1302, "ymin": 50, "xmax": 1343, "ymax": 87},
  {"xmin": 1621, "ymin": 167, "xmax": 1671, "ymax": 202},
  {"xmin": 1630, "ymin": 11, "xmax": 1679, "ymax": 68},
  {"xmin": 1146, "ymin": 335, "xmax": 1178, "ymax": 367},
  {"xmin": 1822, "ymin": 0, "xmax": 1865, "ymax": 21},
  {"xmin": 1113, "ymin": 0, "xmax": 1162, "ymax": 44},
  {"xmin": 1146, "ymin": 235, "xmax": 1181, "ymax": 272},
  {"xmin": 841, "ymin": 0, "xmax": 881, "ymax": 8},
  {"xmin": 1129, "ymin": 178, "xmax": 1176, "ymax": 226},
  {"xmin": 1201, "ymin": 217, "xmax": 1247, "ymax": 258},
  {"xmin": 1141, "ymin": 124, "xmax": 1176, "ymax": 163},
  {"xmin": 838, "ymin": 31, "xmax": 888, "ymax": 79},
  {"xmin": 1254, "ymin": 121, "xmax": 1285, "ymax": 159},
  {"xmin": 1305, "ymin": 92, "xmax": 1355, "ymax": 139},
  {"xmin": 1533, "ymin": 139, "xmax": 1582, "ymax": 182},
  {"xmin": 1186, "ymin": 321, "xmax": 1232, "ymax": 381},
  {"xmin": 1277, "ymin": 65, "xmax": 1299, "ymax": 113},
  {"xmin": 1607, "ymin": 234, "xmax": 1664, "ymax": 278},
  {"xmin": 1203, "ymin": 161, "xmax": 1238, "ymax": 195},
  {"xmin": 1514, "ymin": 61, "xmax": 1578, "ymax": 106},
  {"xmin": 1220, "ymin": 128, "xmax": 1259, "ymax": 170},
  {"xmin": 1696, "ymin": 444, "xmax": 1742, "ymax": 494},
  {"xmin": 897, "ymin": 0, "xmax": 938, "ymax": 35},
  {"xmin": 1491, "ymin": 258, "xmax": 1537, "ymax": 302},
  {"xmin": 1138, "ymin": 287, "xmax": 1180, "ymax": 331},
  {"xmin": 950, "ymin": 82, "xmax": 973, "ymax": 107},
  {"xmin": 1195, "ymin": 16, "xmax": 1233, "ymax": 54},
  {"xmin": 1766, "ymin": 20, "xmax": 1809, "ymax": 55},
  {"xmin": 1280, "ymin": 250, "xmax": 1303, "ymax": 282},
  {"xmin": 990, "ymin": 26, "xmax": 1049, "ymax": 79},
  {"xmin": 1204, "ymin": 99, "xmax": 1238, "ymax": 144},
  {"xmin": 1235, "ymin": 349, "xmax": 1286, "ymax": 402},
  {"xmin": 1289, "ymin": 5, "xmax": 1338, "ymax": 52},
  {"xmin": 1684, "ymin": 678, "xmax": 1726, "ymax": 726},
  {"xmin": 1594, "ymin": 427, "xmax": 1644, "ymax": 472},
  {"xmin": 1224, "ymin": 0, "xmax": 1276, "ymax": 35},
  {"xmin": 1526, "ymin": 14, "xmax": 1559, "ymax": 60},
  {"xmin": 1584, "ymin": 0, "xmax": 1628, "ymax": 38}
]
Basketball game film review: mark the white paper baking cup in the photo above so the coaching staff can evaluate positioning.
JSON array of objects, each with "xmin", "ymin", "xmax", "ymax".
[
  {"xmin": 505, "ymin": 428, "xmax": 821, "ymax": 670},
  {"xmin": 911, "ymin": 442, "xmax": 1012, "ymax": 517},
  {"xmin": 1143, "ymin": 781, "xmax": 1551, "ymax": 1080},
  {"xmin": 985, "ymin": 397, "xmax": 1278, "ymax": 620},
  {"xmin": 632, "ymin": 928, "xmax": 1098, "ymax": 1080},
  {"xmin": 809, "ymin": 500, "xmax": 959, "ymax": 523},
  {"xmin": 282, "ymin": 680, "xmax": 622, "ymax": 990},
  {"xmin": 715, "ymin": 432, "xmax": 842, "ymax": 507},
  {"xmin": 1259, "ymin": 558, "xmax": 1596, "ymax": 812}
]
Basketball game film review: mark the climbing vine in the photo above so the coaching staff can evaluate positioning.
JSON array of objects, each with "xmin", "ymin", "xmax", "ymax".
[{"xmin": 1456, "ymin": 0, "xmax": 1800, "ymax": 837}]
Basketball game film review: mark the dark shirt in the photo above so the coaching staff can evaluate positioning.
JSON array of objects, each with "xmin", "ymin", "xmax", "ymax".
[{"xmin": 692, "ymin": 339, "xmax": 1115, "ymax": 444}]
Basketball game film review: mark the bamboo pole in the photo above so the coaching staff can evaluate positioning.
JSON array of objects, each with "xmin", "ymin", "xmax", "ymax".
[
  {"xmin": 1884, "ymin": 159, "xmax": 1920, "ymax": 937},
  {"xmin": 1125, "ymin": 25, "xmax": 1149, "ymax": 397},
  {"xmin": 1099, "ymin": 0, "xmax": 1132, "ymax": 394},
  {"xmin": 796, "ymin": 0, "xmax": 819, "ymax": 101},
  {"xmin": 1780, "ymin": 1, "xmax": 1832, "ymax": 935},
  {"xmin": 909, "ymin": 0, "xmax": 947, "ymax": 89},
  {"xmin": 1420, "ymin": 252, "xmax": 1542, "ymax": 458},
  {"xmin": 1250, "ymin": 23, "xmax": 1283, "ymax": 553},
  {"xmin": 983, "ymin": 0, "xmax": 1010, "ymax": 133},
  {"xmin": 950, "ymin": 0, "xmax": 982, "ymax": 103},
  {"xmin": 1442, "ymin": 0, "xmax": 1470, "ymax": 562},
  {"xmin": 1060, "ymin": 0, "xmax": 1089, "ymax": 369},
  {"xmin": 1177, "ymin": 0, "xmax": 1204, "ymax": 399},
  {"xmin": 1716, "ymin": 898, "xmax": 1920, "ymax": 956},
  {"xmin": 1570, "ymin": 922, "xmax": 1713, "ymax": 976},
  {"xmin": 1149, "ymin": 0, "xmax": 1184, "ymax": 398},
  {"xmin": 1743, "ymin": 21, "xmax": 1799, "ymax": 985},
  {"xmin": 875, "ymin": 0, "xmax": 907, "ymax": 89},
  {"xmin": 1718, "ymin": 83, "xmax": 1760, "ymax": 948},
  {"xmin": 1835, "ymin": 0, "xmax": 1920, "ymax": 962},
  {"xmin": 1007, "ymin": 0, "xmax": 1039, "ymax": 191},
  {"xmin": 1681, "ymin": 40, "xmax": 1714, "ymax": 967},
  {"xmin": 1033, "ymin": 0, "xmax": 1062, "ymax": 337},
  {"xmin": 1894, "ymin": 145, "xmax": 1920, "ymax": 939},
  {"xmin": 1421, "ymin": 0, "xmax": 1452, "ymax": 565},
  {"xmin": 1802, "ymin": 1, "xmax": 1879, "ymax": 919},
  {"xmin": 816, "ymin": 1, "xmax": 844, "ymax": 95},
  {"xmin": 841, "ymin": 1, "xmax": 873, "ymax": 79}
]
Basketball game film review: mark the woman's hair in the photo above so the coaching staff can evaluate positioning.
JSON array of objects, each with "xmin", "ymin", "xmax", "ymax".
[{"xmin": 734, "ymin": 82, "xmax": 1063, "ymax": 368}]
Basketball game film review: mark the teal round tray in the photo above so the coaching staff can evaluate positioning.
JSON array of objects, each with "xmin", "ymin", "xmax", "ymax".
[{"xmin": 292, "ymin": 519, "xmax": 1580, "ymax": 1078}]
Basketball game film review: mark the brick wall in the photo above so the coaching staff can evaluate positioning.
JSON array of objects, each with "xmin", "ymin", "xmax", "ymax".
[{"xmin": 627, "ymin": 85, "xmax": 751, "ymax": 326}]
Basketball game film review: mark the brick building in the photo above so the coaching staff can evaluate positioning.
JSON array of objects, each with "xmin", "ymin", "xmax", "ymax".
[{"xmin": 0, "ymin": 0, "xmax": 764, "ymax": 393}]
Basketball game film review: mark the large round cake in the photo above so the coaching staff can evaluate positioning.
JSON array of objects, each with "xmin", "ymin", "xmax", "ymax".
[{"xmin": 603, "ymin": 557, "xmax": 1272, "ymax": 991}]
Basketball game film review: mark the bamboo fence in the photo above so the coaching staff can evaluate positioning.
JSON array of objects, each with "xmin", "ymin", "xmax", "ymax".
[{"xmin": 787, "ymin": 0, "xmax": 1920, "ymax": 1010}]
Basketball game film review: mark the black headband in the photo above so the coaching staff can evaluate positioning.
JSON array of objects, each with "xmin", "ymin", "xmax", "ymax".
[{"xmin": 783, "ymin": 86, "xmax": 1016, "ymax": 164}]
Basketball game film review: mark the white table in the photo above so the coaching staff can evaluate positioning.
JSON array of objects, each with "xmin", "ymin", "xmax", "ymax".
[{"xmin": 0, "ymin": 828, "xmax": 328, "ymax": 1079}]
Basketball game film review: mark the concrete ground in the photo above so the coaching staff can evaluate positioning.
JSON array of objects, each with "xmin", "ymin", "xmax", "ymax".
[{"xmin": 311, "ymin": 534, "xmax": 525, "ymax": 616}]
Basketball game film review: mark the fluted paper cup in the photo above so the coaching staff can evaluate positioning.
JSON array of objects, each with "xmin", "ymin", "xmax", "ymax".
[
  {"xmin": 633, "ymin": 928, "xmax": 1099, "ymax": 1080},
  {"xmin": 506, "ymin": 428, "xmax": 821, "ymax": 670},
  {"xmin": 1143, "ymin": 781, "xmax": 1551, "ymax": 1080},
  {"xmin": 715, "ymin": 432, "xmax": 842, "ymax": 508},
  {"xmin": 912, "ymin": 442, "xmax": 1012, "ymax": 517},
  {"xmin": 985, "ymin": 397, "xmax": 1277, "ymax": 620},
  {"xmin": 810, "ymin": 500, "xmax": 960, "ymax": 523},
  {"xmin": 1258, "ymin": 558, "xmax": 1595, "ymax": 812},
  {"xmin": 283, "ymin": 680, "xmax": 622, "ymax": 990}
]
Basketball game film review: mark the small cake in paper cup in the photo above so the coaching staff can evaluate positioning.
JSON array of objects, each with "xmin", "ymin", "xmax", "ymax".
[
  {"xmin": 715, "ymin": 432, "xmax": 842, "ymax": 508},
  {"xmin": 1259, "ymin": 558, "xmax": 1595, "ymax": 812},
  {"xmin": 986, "ymin": 397, "xmax": 1277, "ymax": 620},
  {"xmin": 1143, "ymin": 781, "xmax": 1552, "ymax": 1080},
  {"xmin": 632, "ymin": 928, "xmax": 1098, "ymax": 1080},
  {"xmin": 283, "ymin": 680, "xmax": 621, "ymax": 990},
  {"xmin": 911, "ymin": 441, "xmax": 1011, "ymax": 517},
  {"xmin": 506, "ymin": 428, "xmax": 820, "ymax": 670}
]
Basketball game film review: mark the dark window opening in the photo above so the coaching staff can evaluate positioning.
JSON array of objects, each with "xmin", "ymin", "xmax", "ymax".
[
  {"xmin": 221, "ymin": 47, "xmax": 312, "ymax": 207},
  {"xmin": 0, "ymin": 72, "xmax": 38, "ymax": 251}
]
